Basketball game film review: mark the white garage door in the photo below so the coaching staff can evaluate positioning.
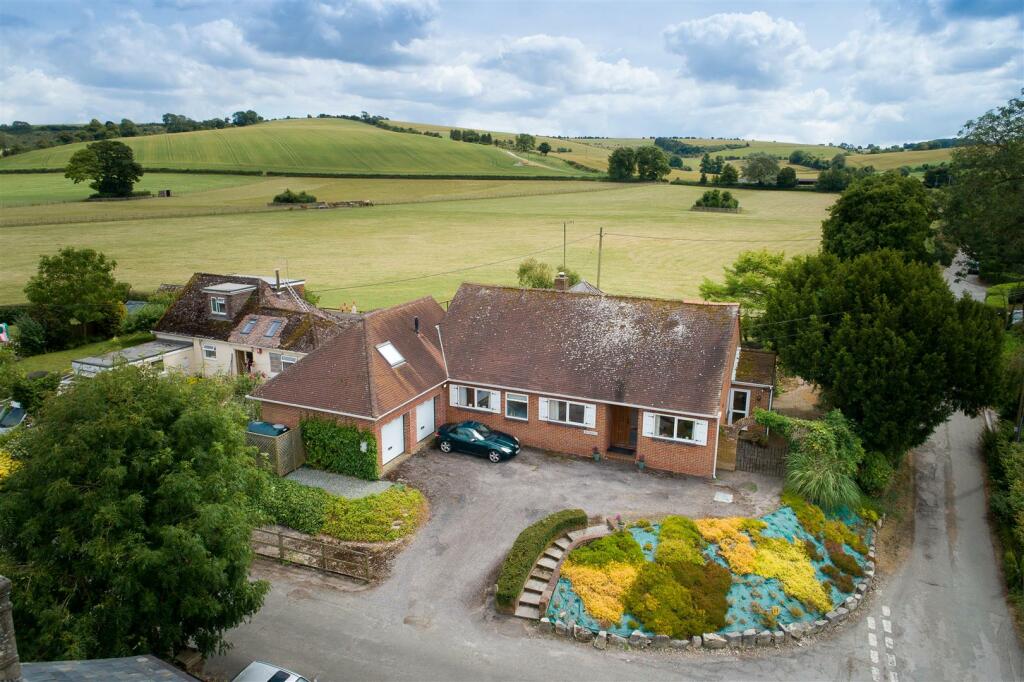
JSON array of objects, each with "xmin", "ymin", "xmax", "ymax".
[
  {"xmin": 415, "ymin": 398, "xmax": 435, "ymax": 442},
  {"xmin": 381, "ymin": 414, "xmax": 406, "ymax": 465}
]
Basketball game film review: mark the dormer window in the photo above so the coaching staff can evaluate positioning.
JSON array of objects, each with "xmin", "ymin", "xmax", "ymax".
[
  {"xmin": 211, "ymin": 297, "xmax": 227, "ymax": 315},
  {"xmin": 264, "ymin": 320, "xmax": 282, "ymax": 337},
  {"xmin": 376, "ymin": 341, "xmax": 405, "ymax": 367}
]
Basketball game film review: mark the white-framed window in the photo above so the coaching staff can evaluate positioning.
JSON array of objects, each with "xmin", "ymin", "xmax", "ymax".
[
  {"xmin": 728, "ymin": 388, "xmax": 751, "ymax": 425},
  {"xmin": 539, "ymin": 397, "xmax": 596, "ymax": 428},
  {"xmin": 270, "ymin": 352, "xmax": 297, "ymax": 374},
  {"xmin": 210, "ymin": 297, "xmax": 227, "ymax": 315},
  {"xmin": 376, "ymin": 341, "xmax": 405, "ymax": 367},
  {"xmin": 202, "ymin": 344, "xmax": 217, "ymax": 359},
  {"xmin": 449, "ymin": 384, "xmax": 500, "ymax": 413},
  {"xmin": 505, "ymin": 393, "xmax": 529, "ymax": 421},
  {"xmin": 642, "ymin": 412, "xmax": 708, "ymax": 445}
]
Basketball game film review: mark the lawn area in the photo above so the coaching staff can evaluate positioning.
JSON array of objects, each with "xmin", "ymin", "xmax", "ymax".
[
  {"xmin": 0, "ymin": 172, "xmax": 260, "ymax": 207},
  {"xmin": 0, "ymin": 176, "xmax": 618, "ymax": 227},
  {"xmin": 16, "ymin": 332, "xmax": 154, "ymax": 374},
  {"xmin": 0, "ymin": 181, "xmax": 832, "ymax": 309},
  {"xmin": 0, "ymin": 118, "xmax": 595, "ymax": 178}
]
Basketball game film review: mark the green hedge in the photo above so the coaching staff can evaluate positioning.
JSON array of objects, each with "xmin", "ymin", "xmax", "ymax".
[
  {"xmin": 495, "ymin": 508, "xmax": 587, "ymax": 612},
  {"xmin": 301, "ymin": 418, "xmax": 379, "ymax": 481},
  {"xmin": 258, "ymin": 476, "xmax": 332, "ymax": 535}
]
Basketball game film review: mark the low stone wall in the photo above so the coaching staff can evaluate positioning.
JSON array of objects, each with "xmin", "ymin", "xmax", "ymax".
[{"xmin": 537, "ymin": 515, "xmax": 883, "ymax": 654}]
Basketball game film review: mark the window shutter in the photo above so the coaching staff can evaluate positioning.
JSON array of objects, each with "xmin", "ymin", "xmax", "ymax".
[
  {"xmin": 538, "ymin": 397, "xmax": 550, "ymax": 421},
  {"xmin": 449, "ymin": 384, "xmax": 460, "ymax": 406},
  {"xmin": 583, "ymin": 403, "xmax": 596, "ymax": 428},
  {"xmin": 489, "ymin": 390, "xmax": 501, "ymax": 413},
  {"xmin": 642, "ymin": 412, "xmax": 656, "ymax": 437},
  {"xmin": 693, "ymin": 419, "xmax": 709, "ymax": 446}
]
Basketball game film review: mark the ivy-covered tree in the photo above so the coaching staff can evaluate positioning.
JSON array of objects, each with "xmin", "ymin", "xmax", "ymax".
[
  {"xmin": 0, "ymin": 368, "xmax": 269, "ymax": 661},
  {"xmin": 941, "ymin": 91, "xmax": 1024, "ymax": 277},
  {"xmin": 821, "ymin": 172, "xmax": 936, "ymax": 262},
  {"xmin": 762, "ymin": 249, "xmax": 1004, "ymax": 462}
]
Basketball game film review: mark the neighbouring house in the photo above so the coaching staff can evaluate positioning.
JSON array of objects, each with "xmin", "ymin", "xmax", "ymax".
[
  {"xmin": 249, "ymin": 297, "xmax": 447, "ymax": 470},
  {"xmin": 71, "ymin": 339, "xmax": 192, "ymax": 377},
  {"xmin": 152, "ymin": 272, "xmax": 342, "ymax": 378},
  {"xmin": 249, "ymin": 282, "xmax": 776, "ymax": 478}
]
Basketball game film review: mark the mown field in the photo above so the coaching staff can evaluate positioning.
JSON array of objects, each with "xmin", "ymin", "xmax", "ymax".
[
  {"xmin": 0, "ymin": 174, "xmax": 622, "ymax": 227},
  {"xmin": 0, "ymin": 180, "xmax": 833, "ymax": 309},
  {"xmin": 0, "ymin": 118, "xmax": 591, "ymax": 177}
]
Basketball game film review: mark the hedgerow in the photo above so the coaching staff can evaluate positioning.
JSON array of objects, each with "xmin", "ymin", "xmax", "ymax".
[
  {"xmin": 257, "ymin": 476, "xmax": 331, "ymax": 535},
  {"xmin": 495, "ymin": 509, "xmax": 588, "ymax": 612},
  {"xmin": 301, "ymin": 418, "xmax": 379, "ymax": 481}
]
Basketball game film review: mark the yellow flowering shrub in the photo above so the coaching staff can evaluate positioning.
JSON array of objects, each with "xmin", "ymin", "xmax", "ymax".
[
  {"xmin": 753, "ymin": 537, "xmax": 831, "ymax": 613},
  {"xmin": 823, "ymin": 519, "xmax": 868, "ymax": 555},
  {"xmin": 0, "ymin": 450, "xmax": 18, "ymax": 480},
  {"xmin": 694, "ymin": 517, "xmax": 765, "ymax": 574},
  {"xmin": 561, "ymin": 560, "xmax": 640, "ymax": 624}
]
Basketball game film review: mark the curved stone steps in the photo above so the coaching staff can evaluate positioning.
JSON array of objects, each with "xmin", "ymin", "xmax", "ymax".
[{"xmin": 513, "ymin": 524, "xmax": 611, "ymax": 620}]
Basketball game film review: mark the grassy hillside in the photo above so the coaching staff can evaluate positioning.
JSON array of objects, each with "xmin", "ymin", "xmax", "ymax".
[
  {"xmin": 0, "ymin": 118, "xmax": 593, "ymax": 177},
  {"xmin": 0, "ymin": 181, "xmax": 832, "ymax": 308}
]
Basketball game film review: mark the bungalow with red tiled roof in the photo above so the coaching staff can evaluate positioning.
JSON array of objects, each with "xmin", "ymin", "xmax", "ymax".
[{"xmin": 247, "ymin": 281, "xmax": 775, "ymax": 478}]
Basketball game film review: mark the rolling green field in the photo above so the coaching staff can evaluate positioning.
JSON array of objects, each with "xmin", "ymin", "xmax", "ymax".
[
  {"xmin": 0, "ymin": 180, "xmax": 833, "ymax": 309},
  {"xmin": 0, "ymin": 174, "xmax": 623, "ymax": 227},
  {"xmin": 0, "ymin": 118, "xmax": 592, "ymax": 177}
]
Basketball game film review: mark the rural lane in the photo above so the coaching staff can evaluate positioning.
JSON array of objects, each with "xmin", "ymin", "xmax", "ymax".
[{"xmin": 206, "ymin": 411, "xmax": 1021, "ymax": 681}]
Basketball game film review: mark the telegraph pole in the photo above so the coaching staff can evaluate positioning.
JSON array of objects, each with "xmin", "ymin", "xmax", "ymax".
[
  {"xmin": 596, "ymin": 227, "xmax": 604, "ymax": 289},
  {"xmin": 563, "ymin": 221, "xmax": 567, "ymax": 269}
]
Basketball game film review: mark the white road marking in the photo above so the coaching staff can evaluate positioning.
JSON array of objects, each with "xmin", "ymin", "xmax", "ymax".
[
  {"xmin": 889, "ymin": 672, "xmax": 899, "ymax": 682},
  {"xmin": 868, "ymin": 632, "xmax": 878, "ymax": 647},
  {"xmin": 882, "ymin": 619, "xmax": 892, "ymax": 634},
  {"xmin": 871, "ymin": 667, "xmax": 881, "ymax": 681},
  {"xmin": 887, "ymin": 654, "xmax": 897, "ymax": 668},
  {"xmin": 885, "ymin": 637, "xmax": 894, "ymax": 650},
  {"xmin": 867, "ymin": 616, "xmax": 876, "ymax": 630},
  {"xmin": 870, "ymin": 650, "xmax": 879, "ymax": 664},
  {"xmin": 882, "ymin": 605, "xmax": 891, "ymax": 617}
]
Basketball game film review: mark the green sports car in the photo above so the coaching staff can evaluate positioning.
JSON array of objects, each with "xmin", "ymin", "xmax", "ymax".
[{"xmin": 435, "ymin": 420, "xmax": 521, "ymax": 463}]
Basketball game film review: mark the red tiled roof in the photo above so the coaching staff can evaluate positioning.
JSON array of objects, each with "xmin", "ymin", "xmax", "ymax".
[
  {"xmin": 253, "ymin": 297, "xmax": 446, "ymax": 418},
  {"xmin": 440, "ymin": 284, "xmax": 739, "ymax": 416}
]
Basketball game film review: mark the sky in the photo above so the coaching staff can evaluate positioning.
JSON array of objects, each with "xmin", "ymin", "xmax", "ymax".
[{"xmin": 0, "ymin": 0, "xmax": 1021, "ymax": 145}]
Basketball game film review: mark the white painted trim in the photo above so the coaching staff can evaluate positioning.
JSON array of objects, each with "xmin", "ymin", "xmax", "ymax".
[
  {"xmin": 731, "ymin": 380, "xmax": 773, "ymax": 389},
  {"xmin": 727, "ymin": 388, "xmax": 751, "ymax": 425},
  {"xmin": 505, "ymin": 392, "xmax": 529, "ymax": 421},
  {"xmin": 711, "ymin": 418, "xmax": 719, "ymax": 479},
  {"xmin": 446, "ymin": 377, "xmax": 719, "ymax": 420},
  {"xmin": 647, "ymin": 412, "xmax": 708, "ymax": 446},
  {"xmin": 543, "ymin": 397, "xmax": 593, "ymax": 428},
  {"xmin": 246, "ymin": 395, "xmax": 374, "ymax": 421},
  {"xmin": 435, "ymin": 324, "xmax": 450, "ymax": 376}
]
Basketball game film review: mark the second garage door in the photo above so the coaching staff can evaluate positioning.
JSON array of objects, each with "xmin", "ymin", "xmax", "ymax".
[
  {"xmin": 381, "ymin": 414, "xmax": 406, "ymax": 465},
  {"xmin": 415, "ymin": 398, "xmax": 435, "ymax": 443}
]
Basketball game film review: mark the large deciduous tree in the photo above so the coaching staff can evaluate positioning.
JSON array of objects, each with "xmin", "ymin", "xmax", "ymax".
[
  {"xmin": 741, "ymin": 152, "xmax": 780, "ymax": 185},
  {"xmin": 762, "ymin": 249, "xmax": 1003, "ymax": 462},
  {"xmin": 0, "ymin": 368, "xmax": 269, "ymax": 661},
  {"xmin": 24, "ymin": 247, "xmax": 130, "ymax": 348},
  {"xmin": 942, "ymin": 91, "xmax": 1024, "ymax": 277},
  {"xmin": 821, "ymin": 172, "xmax": 936, "ymax": 262},
  {"xmin": 700, "ymin": 250, "xmax": 785, "ymax": 341},
  {"xmin": 635, "ymin": 146, "xmax": 671, "ymax": 181},
  {"xmin": 607, "ymin": 147, "xmax": 637, "ymax": 180},
  {"xmin": 64, "ymin": 139, "xmax": 143, "ymax": 197}
]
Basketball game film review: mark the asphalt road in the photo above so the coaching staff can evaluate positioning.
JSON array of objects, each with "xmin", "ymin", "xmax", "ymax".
[{"xmin": 206, "ymin": 411, "xmax": 1022, "ymax": 682}]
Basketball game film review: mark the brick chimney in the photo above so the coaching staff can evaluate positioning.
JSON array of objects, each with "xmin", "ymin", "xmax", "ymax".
[
  {"xmin": 554, "ymin": 272, "xmax": 569, "ymax": 291},
  {"xmin": 0, "ymin": 576, "xmax": 22, "ymax": 682}
]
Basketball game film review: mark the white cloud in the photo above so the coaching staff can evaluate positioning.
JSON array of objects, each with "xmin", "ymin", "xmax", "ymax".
[{"xmin": 663, "ymin": 11, "xmax": 811, "ymax": 89}]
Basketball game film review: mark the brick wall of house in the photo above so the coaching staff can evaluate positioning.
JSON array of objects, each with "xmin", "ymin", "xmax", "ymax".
[
  {"xmin": 635, "ymin": 421, "xmax": 719, "ymax": 478},
  {"xmin": 446, "ymin": 390, "xmax": 610, "ymax": 459}
]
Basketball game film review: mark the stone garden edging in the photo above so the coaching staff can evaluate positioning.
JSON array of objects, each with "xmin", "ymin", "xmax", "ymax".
[{"xmin": 535, "ymin": 515, "xmax": 884, "ymax": 654}]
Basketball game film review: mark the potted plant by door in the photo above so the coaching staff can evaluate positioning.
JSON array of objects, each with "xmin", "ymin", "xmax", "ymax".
[
  {"xmin": 593, "ymin": 447, "xmax": 601, "ymax": 462},
  {"xmin": 636, "ymin": 454, "xmax": 646, "ymax": 472}
]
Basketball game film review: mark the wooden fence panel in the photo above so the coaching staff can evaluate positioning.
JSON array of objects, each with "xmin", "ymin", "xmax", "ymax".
[
  {"xmin": 735, "ymin": 440, "xmax": 788, "ymax": 477},
  {"xmin": 252, "ymin": 527, "xmax": 374, "ymax": 582}
]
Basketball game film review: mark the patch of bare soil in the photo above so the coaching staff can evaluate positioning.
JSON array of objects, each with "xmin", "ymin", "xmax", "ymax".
[
  {"xmin": 772, "ymin": 376, "xmax": 826, "ymax": 420},
  {"xmin": 875, "ymin": 451, "xmax": 916, "ymax": 575}
]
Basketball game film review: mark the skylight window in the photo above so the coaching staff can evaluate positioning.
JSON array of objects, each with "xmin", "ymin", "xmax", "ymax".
[
  {"xmin": 264, "ymin": 320, "xmax": 282, "ymax": 337},
  {"xmin": 376, "ymin": 341, "xmax": 405, "ymax": 367},
  {"xmin": 241, "ymin": 318, "xmax": 258, "ymax": 335}
]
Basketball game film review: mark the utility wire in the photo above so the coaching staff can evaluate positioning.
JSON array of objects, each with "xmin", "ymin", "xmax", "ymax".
[{"xmin": 604, "ymin": 231, "xmax": 820, "ymax": 243}]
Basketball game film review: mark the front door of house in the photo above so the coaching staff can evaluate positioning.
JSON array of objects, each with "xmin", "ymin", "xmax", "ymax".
[{"xmin": 610, "ymin": 406, "xmax": 638, "ymax": 450}]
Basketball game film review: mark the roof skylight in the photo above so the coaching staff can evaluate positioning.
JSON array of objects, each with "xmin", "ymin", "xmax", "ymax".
[
  {"xmin": 264, "ymin": 320, "xmax": 282, "ymax": 337},
  {"xmin": 376, "ymin": 341, "xmax": 405, "ymax": 367},
  {"xmin": 241, "ymin": 318, "xmax": 258, "ymax": 335}
]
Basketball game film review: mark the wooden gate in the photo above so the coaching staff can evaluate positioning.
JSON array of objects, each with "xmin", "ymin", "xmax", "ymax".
[
  {"xmin": 735, "ymin": 440, "xmax": 788, "ymax": 477},
  {"xmin": 252, "ymin": 526, "xmax": 374, "ymax": 582}
]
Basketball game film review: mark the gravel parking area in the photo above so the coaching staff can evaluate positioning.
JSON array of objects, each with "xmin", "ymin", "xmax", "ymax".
[{"xmin": 286, "ymin": 465, "xmax": 394, "ymax": 498}]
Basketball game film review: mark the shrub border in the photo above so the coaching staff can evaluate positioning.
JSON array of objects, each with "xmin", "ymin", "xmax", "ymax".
[{"xmin": 495, "ymin": 508, "xmax": 588, "ymax": 613}]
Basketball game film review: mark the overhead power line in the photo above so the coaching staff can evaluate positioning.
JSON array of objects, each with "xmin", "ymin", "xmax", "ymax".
[{"xmin": 603, "ymin": 231, "xmax": 820, "ymax": 243}]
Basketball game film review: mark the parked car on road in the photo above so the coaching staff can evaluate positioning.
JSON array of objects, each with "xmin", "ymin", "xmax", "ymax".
[
  {"xmin": 436, "ymin": 421, "xmax": 521, "ymax": 462},
  {"xmin": 231, "ymin": 661, "xmax": 311, "ymax": 682}
]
